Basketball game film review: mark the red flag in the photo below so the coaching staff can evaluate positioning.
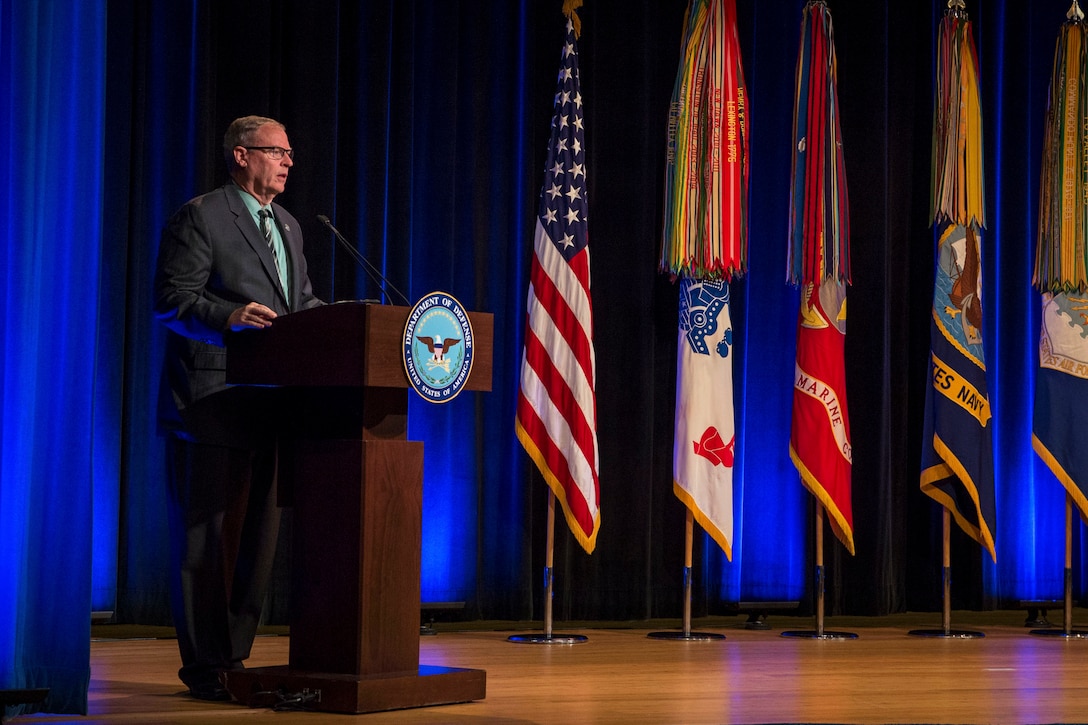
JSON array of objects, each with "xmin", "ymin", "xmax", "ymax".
[
  {"xmin": 788, "ymin": 2, "xmax": 854, "ymax": 554},
  {"xmin": 515, "ymin": 16, "xmax": 599, "ymax": 553},
  {"xmin": 790, "ymin": 280, "xmax": 854, "ymax": 553}
]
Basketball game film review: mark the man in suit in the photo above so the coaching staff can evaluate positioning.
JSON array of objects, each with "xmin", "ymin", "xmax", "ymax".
[{"xmin": 153, "ymin": 115, "xmax": 324, "ymax": 700}]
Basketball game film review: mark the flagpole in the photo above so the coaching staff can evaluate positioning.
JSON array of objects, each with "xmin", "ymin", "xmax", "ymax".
[
  {"xmin": 508, "ymin": 490, "xmax": 588, "ymax": 645},
  {"xmin": 511, "ymin": 3, "xmax": 596, "ymax": 648},
  {"xmin": 1030, "ymin": 495, "xmax": 1088, "ymax": 638},
  {"xmin": 782, "ymin": 502, "xmax": 856, "ymax": 640},
  {"xmin": 545, "ymin": 491, "xmax": 556, "ymax": 637},
  {"xmin": 659, "ymin": 0, "xmax": 747, "ymax": 638},
  {"xmin": 683, "ymin": 510, "xmax": 693, "ymax": 635},
  {"xmin": 913, "ymin": 0, "xmax": 992, "ymax": 642},
  {"xmin": 782, "ymin": 1, "xmax": 857, "ymax": 644},
  {"xmin": 908, "ymin": 508, "xmax": 984, "ymax": 638},
  {"xmin": 648, "ymin": 510, "xmax": 725, "ymax": 641},
  {"xmin": 942, "ymin": 509, "xmax": 951, "ymax": 634},
  {"xmin": 1066, "ymin": 496, "xmax": 1073, "ymax": 632},
  {"xmin": 815, "ymin": 504, "xmax": 825, "ymax": 637},
  {"xmin": 1030, "ymin": 0, "xmax": 1088, "ymax": 642}
]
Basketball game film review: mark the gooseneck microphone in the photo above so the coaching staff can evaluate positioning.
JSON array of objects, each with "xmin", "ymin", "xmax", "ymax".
[{"xmin": 317, "ymin": 214, "xmax": 411, "ymax": 306}]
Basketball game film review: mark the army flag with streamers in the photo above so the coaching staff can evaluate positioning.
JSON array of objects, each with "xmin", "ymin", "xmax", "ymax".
[
  {"xmin": 660, "ymin": 0, "xmax": 749, "ymax": 281},
  {"xmin": 661, "ymin": 0, "xmax": 749, "ymax": 558},
  {"xmin": 787, "ymin": 1, "xmax": 854, "ymax": 554},
  {"xmin": 919, "ymin": 6, "xmax": 996, "ymax": 561},
  {"xmin": 673, "ymin": 278, "xmax": 736, "ymax": 557}
]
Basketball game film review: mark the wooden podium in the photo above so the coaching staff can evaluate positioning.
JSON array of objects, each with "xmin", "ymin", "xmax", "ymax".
[{"xmin": 222, "ymin": 301, "xmax": 491, "ymax": 714}]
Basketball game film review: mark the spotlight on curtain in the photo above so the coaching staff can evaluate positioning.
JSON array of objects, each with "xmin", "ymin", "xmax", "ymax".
[{"xmin": 0, "ymin": 0, "xmax": 109, "ymax": 717}]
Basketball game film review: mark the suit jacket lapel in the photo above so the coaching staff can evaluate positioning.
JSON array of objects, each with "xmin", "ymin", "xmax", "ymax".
[
  {"xmin": 224, "ymin": 185, "xmax": 290, "ymax": 310},
  {"xmin": 273, "ymin": 202, "xmax": 300, "ymax": 310}
]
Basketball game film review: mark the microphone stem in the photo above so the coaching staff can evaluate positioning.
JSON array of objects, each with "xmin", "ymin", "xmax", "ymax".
[{"xmin": 318, "ymin": 216, "xmax": 411, "ymax": 306}]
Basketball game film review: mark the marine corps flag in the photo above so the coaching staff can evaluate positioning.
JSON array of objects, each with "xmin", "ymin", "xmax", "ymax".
[
  {"xmin": 787, "ymin": 1, "xmax": 854, "ymax": 555},
  {"xmin": 919, "ymin": 5, "xmax": 996, "ymax": 561},
  {"xmin": 660, "ymin": 0, "xmax": 749, "ymax": 558},
  {"xmin": 1033, "ymin": 13, "xmax": 1088, "ymax": 521}
]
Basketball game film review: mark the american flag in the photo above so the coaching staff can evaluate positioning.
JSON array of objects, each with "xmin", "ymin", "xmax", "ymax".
[{"xmin": 515, "ymin": 17, "xmax": 600, "ymax": 554}]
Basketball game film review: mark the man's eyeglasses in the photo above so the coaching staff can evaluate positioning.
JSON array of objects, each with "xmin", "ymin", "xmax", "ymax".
[{"xmin": 243, "ymin": 146, "xmax": 294, "ymax": 160}]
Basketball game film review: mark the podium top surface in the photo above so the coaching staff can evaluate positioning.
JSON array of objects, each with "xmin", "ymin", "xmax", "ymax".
[{"xmin": 226, "ymin": 301, "xmax": 493, "ymax": 391}]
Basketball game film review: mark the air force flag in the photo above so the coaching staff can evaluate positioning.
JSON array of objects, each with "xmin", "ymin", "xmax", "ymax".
[{"xmin": 1033, "ymin": 292, "xmax": 1088, "ymax": 520}]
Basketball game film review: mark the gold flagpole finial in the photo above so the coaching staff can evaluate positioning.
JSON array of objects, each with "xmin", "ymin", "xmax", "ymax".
[
  {"xmin": 1069, "ymin": 0, "xmax": 1085, "ymax": 23},
  {"xmin": 946, "ymin": 0, "xmax": 967, "ymax": 20},
  {"xmin": 563, "ymin": 0, "xmax": 583, "ymax": 39}
]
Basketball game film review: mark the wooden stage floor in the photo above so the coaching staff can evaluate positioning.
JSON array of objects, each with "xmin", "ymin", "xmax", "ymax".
[{"xmin": 14, "ymin": 610, "xmax": 1088, "ymax": 724}]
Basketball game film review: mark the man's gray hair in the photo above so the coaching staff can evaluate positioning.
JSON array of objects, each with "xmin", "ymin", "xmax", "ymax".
[{"xmin": 223, "ymin": 116, "xmax": 285, "ymax": 168}]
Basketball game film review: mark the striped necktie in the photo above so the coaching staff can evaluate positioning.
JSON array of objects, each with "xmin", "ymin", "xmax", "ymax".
[
  {"xmin": 258, "ymin": 209, "xmax": 276, "ymax": 259},
  {"xmin": 258, "ymin": 208, "xmax": 288, "ymax": 297}
]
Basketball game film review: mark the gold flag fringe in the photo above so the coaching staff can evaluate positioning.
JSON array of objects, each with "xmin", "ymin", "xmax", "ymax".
[
  {"xmin": 563, "ymin": 0, "xmax": 583, "ymax": 39},
  {"xmin": 1035, "ymin": 19, "xmax": 1088, "ymax": 293},
  {"xmin": 659, "ymin": 0, "xmax": 749, "ymax": 281},
  {"xmin": 931, "ymin": 10, "xmax": 986, "ymax": 231}
]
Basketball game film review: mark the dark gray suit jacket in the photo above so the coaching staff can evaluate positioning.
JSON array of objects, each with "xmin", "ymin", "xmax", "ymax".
[{"xmin": 154, "ymin": 183, "xmax": 323, "ymax": 443}]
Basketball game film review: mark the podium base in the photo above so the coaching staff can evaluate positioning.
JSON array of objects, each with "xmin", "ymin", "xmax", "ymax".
[{"xmin": 223, "ymin": 664, "xmax": 485, "ymax": 714}]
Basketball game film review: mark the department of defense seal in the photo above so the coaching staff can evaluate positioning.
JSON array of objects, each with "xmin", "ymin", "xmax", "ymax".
[{"xmin": 403, "ymin": 292, "xmax": 475, "ymax": 403}]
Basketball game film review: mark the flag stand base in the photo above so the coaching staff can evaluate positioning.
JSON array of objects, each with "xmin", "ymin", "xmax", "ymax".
[
  {"xmin": 508, "ymin": 495, "xmax": 589, "ymax": 646},
  {"xmin": 781, "ymin": 629, "xmax": 857, "ymax": 640},
  {"xmin": 507, "ymin": 633, "xmax": 588, "ymax": 645},
  {"xmin": 910, "ymin": 512, "xmax": 983, "ymax": 639},
  {"xmin": 908, "ymin": 617, "xmax": 986, "ymax": 639},
  {"xmin": 648, "ymin": 512, "xmax": 726, "ymax": 643},
  {"xmin": 647, "ymin": 630, "xmax": 725, "ymax": 642},
  {"xmin": 1030, "ymin": 502, "xmax": 1088, "ymax": 639},
  {"xmin": 1029, "ymin": 628, "xmax": 1088, "ymax": 639},
  {"xmin": 781, "ymin": 506, "xmax": 856, "ymax": 641}
]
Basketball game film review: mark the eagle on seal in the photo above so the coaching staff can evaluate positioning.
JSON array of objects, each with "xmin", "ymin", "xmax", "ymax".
[{"xmin": 416, "ymin": 335, "xmax": 461, "ymax": 362}]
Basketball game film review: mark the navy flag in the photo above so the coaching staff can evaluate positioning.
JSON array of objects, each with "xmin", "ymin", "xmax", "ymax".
[{"xmin": 919, "ymin": 9, "xmax": 996, "ymax": 561}]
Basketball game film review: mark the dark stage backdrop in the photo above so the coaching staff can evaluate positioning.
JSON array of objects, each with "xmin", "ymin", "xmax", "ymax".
[
  {"xmin": 1, "ymin": 0, "xmax": 1083, "ymax": 713},
  {"xmin": 104, "ymin": 0, "xmax": 1076, "ymax": 621}
]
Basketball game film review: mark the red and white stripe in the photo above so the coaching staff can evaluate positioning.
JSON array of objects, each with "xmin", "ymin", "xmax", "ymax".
[{"xmin": 516, "ymin": 219, "xmax": 599, "ymax": 553}]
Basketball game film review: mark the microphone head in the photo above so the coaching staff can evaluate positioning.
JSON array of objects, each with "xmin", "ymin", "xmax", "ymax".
[{"xmin": 316, "ymin": 214, "xmax": 331, "ymax": 224}]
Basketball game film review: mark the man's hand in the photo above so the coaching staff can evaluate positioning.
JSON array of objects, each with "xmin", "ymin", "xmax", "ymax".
[{"xmin": 227, "ymin": 302, "xmax": 278, "ymax": 331}]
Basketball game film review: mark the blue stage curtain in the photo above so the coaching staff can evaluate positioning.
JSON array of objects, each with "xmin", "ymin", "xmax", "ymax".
[
  {"xmin": 0, "ymin": 0, "xmax": 108, "ymax": 716},
  {"xmin": 977, "ymin": 2, "xmax": 1072, "ymax": 604},
  {"xmin": 722, "ymin": 1, "xmax": 809, "ymax": 607},
  {"xmin": 402, "ymin": 5, "xmax": 537, "ymax": 608}
]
